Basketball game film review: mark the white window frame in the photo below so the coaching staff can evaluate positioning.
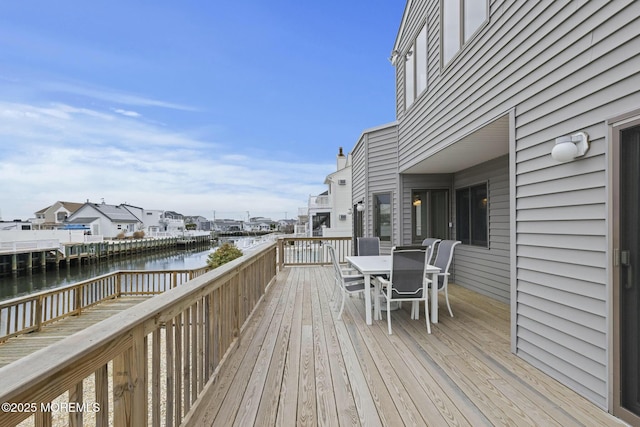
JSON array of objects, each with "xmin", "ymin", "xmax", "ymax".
[
  {"xmin": 404, "ymin": 23, "xmax": 428, "ymax": 111},
  {"xmin": 441, "ymin": 0, "xmax": 489, "ymax": 66}
]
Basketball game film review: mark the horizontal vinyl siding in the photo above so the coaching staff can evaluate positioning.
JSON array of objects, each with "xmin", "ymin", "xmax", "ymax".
[
  {"xmin": 350, "ymin": 125, "xmax": 398, "ymax": 254},
  {"xmin": 352, "ymin": 138, "xmax": 366, "ymax": 204},
  {"xmin": 396, "ymin": 0, "xmax": 640, "ymax": 408},
  {"xmin": 453, "ymin": 156, "xmax": 510, "ymax": 303},
  {"xmin": 368, "ymin": 126, "xmax": 398, "ymax": 253},
  {"xmin": 516, "ymin": 148, "xmax": 608, "ymax": 406}
]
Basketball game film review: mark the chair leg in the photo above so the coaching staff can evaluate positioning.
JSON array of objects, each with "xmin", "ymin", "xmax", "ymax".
[
  {"xmin": 338, "ymin": 291, "xmax": 347, "ymax": 319},
  {"xmin": 444, "ymin": 284, "xmax": 453, "ymax": 317},
  {"xmin": 387, "ymin": 300, "xmax": 393, "ymax": 334},
  {"xmin": 330, "ymin": 280, "xmax": 339, "ymax": 302},
  {"xmin": 424, "ymin": 298, "xmax": 431, "ymax": 334},
  {"xmin": 411, "ymin": 301, "xmax": 419, "ymax": 320}
]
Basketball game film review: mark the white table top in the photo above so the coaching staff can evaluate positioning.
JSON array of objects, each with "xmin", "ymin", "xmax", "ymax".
[{"xmin": 346, "ymin": 255, "xmax": 440, "ymax": 275}]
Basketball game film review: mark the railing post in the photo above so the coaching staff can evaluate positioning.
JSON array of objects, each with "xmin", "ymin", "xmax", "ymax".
[
  {"xmin": 35, "ymin": 295, "xmax": 43, "ymax": 332},
  {"xmin": 277, "ymin": 238, "xmax": 284, "ymax": 271},
  {"xmin": 113, "ymin": 327, "xmax": 147, "ymax": 426},
  {"xmin": 116, "ymin": 273, "xmax": 122, "ymax": 298},
  {"xmin": 74, "ymin": 286, "xmax": 82, "ymax": 316}
]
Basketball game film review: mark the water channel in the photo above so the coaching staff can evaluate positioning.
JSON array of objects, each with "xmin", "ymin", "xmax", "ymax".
[{"xmin": 0, "ymin": 246, "xmax": 215, "ymax": 302}]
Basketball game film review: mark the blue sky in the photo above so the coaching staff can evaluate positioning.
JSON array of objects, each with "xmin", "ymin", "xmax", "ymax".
[{"xmin": 0, "ymin": 1, "xmax": 403, "ymax": 221}]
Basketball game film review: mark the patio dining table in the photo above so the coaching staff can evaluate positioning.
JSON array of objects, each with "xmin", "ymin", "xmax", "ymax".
[{"xmin": 345, "ymin": 255, "xmax": 441, "ymax": 325}]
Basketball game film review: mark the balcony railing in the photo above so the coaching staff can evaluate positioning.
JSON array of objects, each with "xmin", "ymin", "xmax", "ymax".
[
  {"xmin": 277, "ymin": 236, "xmax": 352, "ymax": 269},
  {"xmin": 0, "ymin": 243, "xmax": 277, "ymax": 426},
  {"xmin": 308, "ymin": 195, "xmax": 331, "ymax": 209},
  {"xmin": 0, "ymin": 267, "xmax": 209, "ymax": 343}
]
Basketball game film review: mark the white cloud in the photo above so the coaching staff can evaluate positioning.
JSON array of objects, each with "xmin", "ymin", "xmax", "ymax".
[
  {"xmin": 113, "ymin": 108, "xmax": 141, "ymax": 118},
  {"xmin": 0, "ymin": 100, "xmax": 331, "ymax": 221},
  {"xmin": 41, "ymin": 81, "xmax": 198, "ymax": 111}
]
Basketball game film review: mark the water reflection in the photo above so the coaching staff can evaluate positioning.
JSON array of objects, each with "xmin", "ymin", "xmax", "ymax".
[{"xmin": 0, "ymin": 247, "xmax": 214, "ymax": 301}]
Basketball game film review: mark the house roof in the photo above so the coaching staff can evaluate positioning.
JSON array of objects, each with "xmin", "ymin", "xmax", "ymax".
[
  {"xmin": 35, "ymin": 201, "xmax": 84, "ymax": 215},
  {"xmin": 83, "ymin": 203, "xmax": 141, "ymax": 223},
  {"xmin": 67, "ymin": 217, "xmax": 99, "ymax": 224},
  {"xmin": 392, "ymin": 0, "xmax": 413, "ymax": 57},
  {"xmin": 351, "ymin": 121, "xmax": 398, "ymax": 154},
  {"xmin": 60, "ymin": 201, "xmax": 84, "ymax": 212}
]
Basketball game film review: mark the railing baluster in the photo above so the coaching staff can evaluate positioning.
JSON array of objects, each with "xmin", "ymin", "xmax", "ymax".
[
  {"xmin": 174, "ymin": 312, "xmax": 183, "ymax": 424},
  {"xmin": 165, "ymin": 318, "xmax": 175, "ymax": 427},
  {"xmin": 183, "ymin": 307, "xmax": 191, "ymax": 413},
  {"xmin": 95, "ymin": 364, "xmax": 109, "ymax": 427},
  {"xmin": 152, "ymin": 328, "xmax": 161, "ymax": 427},
  {"xmin": 69, "ymin": 380, "xmax": 83, "ymax": 427}
]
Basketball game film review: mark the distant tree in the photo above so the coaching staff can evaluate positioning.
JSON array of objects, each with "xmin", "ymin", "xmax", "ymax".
[
  {"xmin": 186, "ymin": 223, "xmax": 197, "ymax": 230},
  {"xmin": 133, "ymin": 230, "xmax": 145, "ymax": 239},
  {"xmin": 207, "ymin": 243, "xmax": 243, "ymax": 269}
]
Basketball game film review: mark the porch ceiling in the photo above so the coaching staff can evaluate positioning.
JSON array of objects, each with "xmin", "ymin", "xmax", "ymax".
[{"xmin": 403, "ymin": 114, "xmax": 510, "ymax": 174}]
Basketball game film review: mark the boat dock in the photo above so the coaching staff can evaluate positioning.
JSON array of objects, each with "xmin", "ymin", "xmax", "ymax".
[{"xmin": 0, "ymin": 235, "xmax": 211, "ymax": 276}]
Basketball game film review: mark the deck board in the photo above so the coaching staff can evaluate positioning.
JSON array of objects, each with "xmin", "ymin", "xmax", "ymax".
[{"xmin": 191, "ymin": 266, "xmax": 625, "ymax": 427}]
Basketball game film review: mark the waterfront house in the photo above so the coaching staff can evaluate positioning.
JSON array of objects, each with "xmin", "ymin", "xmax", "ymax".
[
  {"xmin": 352, "ymin": 0, "xmax": 640, "ymax": 423},
  {"xmin": 159, "ymin": 211, "xmax": 186, "ymax": 235},
  {"xmin": 243, "ymin": 217, "xmax": 276, "ymax": 232},
  {"xmin": 213, "ymin": 218, "xmax": 243, "ymax": 233},
  {"xmin": 139, "ymin": 209, "xmax": 164, "ymax": 236},
  {"xmin": 66, "ymin": 201, "xmax": 144, "ymax": 238},
  {"xmin": 323, "ymin": 147, "xmax": 356, "ymax": 238},
  {"xmin": 307, "ymin": 147, "xmax": 356, "ymax": 238},
  {"xmin": 32, "ymin": 201, "xmax": 83, "ymax": 230},
  {"xmin": 306, "ymin": 190, "xmax": 330, "ymax": 236},
  {"xmin": 0, "ymin": 220, "xmax": 32, "ymax": 231},
  {"xmin": 184, "ymin": 215, "xmax": 213, "ymax": 231}
]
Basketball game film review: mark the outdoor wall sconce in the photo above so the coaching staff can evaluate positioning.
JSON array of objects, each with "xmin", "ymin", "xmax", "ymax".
[
  {"xmin": 388, "ymin": 49, "xmax": 400, "ymax": 64},
  {"xmin": 551, "ymin": 132, "xmax": 589, "ymax": 162},
  {"xmin": 356, "ymin": 202, "xmax": 365, "ymax": 212}
]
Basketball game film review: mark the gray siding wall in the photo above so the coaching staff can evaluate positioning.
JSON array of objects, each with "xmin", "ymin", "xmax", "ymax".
[
  {"xmin": 453, "ymin": 156, "xmax": 510, "ymax": 303},
  {"xmin": 368, "ymin": 125, "xmax": 399, "ymax": 254},
  {"xmin": 352, "ymin": 137, "xmax": 366, "ymax": 206},
  {"xmin": 394, "ymin": 0, "xmax": 640, "ymax": 408},
  {"xmin": 350, "ymin": 124, "xmax": 399, "ymax": 254}
]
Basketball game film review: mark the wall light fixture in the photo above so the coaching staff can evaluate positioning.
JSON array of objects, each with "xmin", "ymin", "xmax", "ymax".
[{"xmin": 551, "ymin": 132, "xmax": 589, "ymax": 162}]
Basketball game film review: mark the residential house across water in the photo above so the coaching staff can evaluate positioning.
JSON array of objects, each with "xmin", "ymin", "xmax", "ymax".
[{"xmin": 307, "ymin": 147, "xmax": 355, "ymax": 237}]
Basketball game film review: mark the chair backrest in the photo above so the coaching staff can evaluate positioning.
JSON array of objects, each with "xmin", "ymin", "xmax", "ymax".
[
  {"xmin": 327, "ymin": 244, "xmax": 342, "ymax": 279},
  {"xmin": 388, "ymin": 247, "xmax": 428, "ymax": 299},
  {"xmin": 357, "ymin": 237, "xmax": 380, "ymax": 256},
  {"xmin": 421, "ymin": 238, "xmax": 442, "ymax": 264},
  {"xmin": 432, "ymin": 240, "xmax": 461, "ymax": 288}
]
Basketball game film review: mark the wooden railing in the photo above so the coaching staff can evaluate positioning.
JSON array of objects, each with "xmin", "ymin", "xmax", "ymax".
[
  {"xmin": 277, "ymin": 236, "xmax": 352, "ymax": 269},
  {"xmin": 0, "ymin": 242, "xmax": 277, "ymax": 427},
  {"xmin": 0, "ymin": 266, "xmax": 209, "ymax": 342}
]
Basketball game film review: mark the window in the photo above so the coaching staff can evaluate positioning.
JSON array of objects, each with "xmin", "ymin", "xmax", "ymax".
[
  {"xmin": 374, "ymin": 193, "xmax": 392, "ymax": 242},
  {"xmin": 442, "ymin": 0, "xmax": 488, "ymax": 64},
  {"xmin": 412, "ymin": 189, "xmax": 449, "ymax": 243},
  {"xmin": 456, "ymin": 183, "xmax": 487, "ymax": 246},
  {"xmin": 405, "ymin": 24, "xmax": 428, "ymax": 110}
]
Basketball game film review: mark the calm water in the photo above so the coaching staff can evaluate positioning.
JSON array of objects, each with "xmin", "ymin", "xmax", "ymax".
[{"xmin": 0, "ymin": 247, "xmax": 215, "ymax": 302}]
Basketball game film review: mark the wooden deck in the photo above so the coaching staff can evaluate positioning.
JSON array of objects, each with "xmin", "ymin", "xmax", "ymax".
[
  {"xmin": 189, "ymin": 266, "xmax": 624, "ymax": 427},
  {"xmin": 0, "ymin": 297, "xmax": 149, "ymax": 369}
]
